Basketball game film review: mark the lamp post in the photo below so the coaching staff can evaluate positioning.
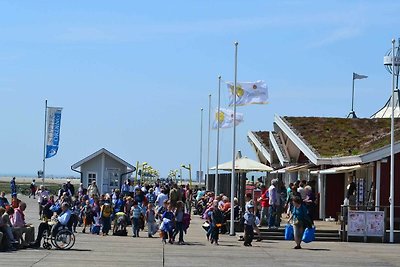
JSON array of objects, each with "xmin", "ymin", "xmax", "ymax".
[
  {"xmin": 140, "ymin": 162, "xmax": 148, "ymax": 184},
  {"xmin": 181, "ymin": 164, "xmax": 192, "ymax": 186},
  {"xmin": 383, "ymin": 38, "xmax": 400, "ymax": 243}
]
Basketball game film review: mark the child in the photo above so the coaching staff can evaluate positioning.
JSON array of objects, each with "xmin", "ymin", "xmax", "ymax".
[
  {"xmin": 173, "ymin": 201, "xmax": 185, "ymax": 245},
  {"xmin": 91, "ymin": 212, "xmax": 101, "ymax": 235},
  {"xmin": 160, "ymin": 202, "xmax": 175, "ymax": 244},
  {"xmin": 243, "ymin": 204, "xmax": 256, "ymax": 246},
  {"xmin": 130, "ymin": 201, "xmax": 142, "ymax": 237},
  {"xmin": 81, "ymin": 200, "xmax": 93, "ymax": 233},
  {"xmin": 145, "ymin": 203, "xmax": 157, "ymax": 238}
]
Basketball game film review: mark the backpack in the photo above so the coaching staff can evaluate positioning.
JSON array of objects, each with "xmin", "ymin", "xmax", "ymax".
[
  {"xmin": 102, "ymin": 204, "xmax": 112, "ymax": 218},
  {"xmin": 212, "ymin": 209, "xmax": 224, "ymax": 224}
]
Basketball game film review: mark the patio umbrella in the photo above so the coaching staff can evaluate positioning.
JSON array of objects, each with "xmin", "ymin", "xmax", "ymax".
[{"xmin": 210, "ymin": 156, "xmax": 273, "ymax": 172}]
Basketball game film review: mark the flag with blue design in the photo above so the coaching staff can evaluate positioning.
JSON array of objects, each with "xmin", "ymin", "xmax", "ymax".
[
  {"xmin": 46, "ymin": 107, "xmax": 63, "ymax": 158},
  {"xmin": 212, "ymin": 108, "xmax": 244, "ymax": 129},
  {"xmin": 227, "ymin": 80, "xmax": 268, "ymax": 106}
]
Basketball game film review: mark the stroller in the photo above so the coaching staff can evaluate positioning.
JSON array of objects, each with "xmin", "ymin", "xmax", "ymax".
[{"xmin": 113, "ymin": 212, "xmax": 128, "ymax": 236}]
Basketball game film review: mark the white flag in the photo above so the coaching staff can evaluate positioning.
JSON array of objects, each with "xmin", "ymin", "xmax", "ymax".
[
  {"xmin": 227, "ymin": 80, "xmax": 268, "ymax": 106},
  {"xmin": 353, "ymin": 73, "xmax": 368, "ymax": 80},
  {"xmin": 212, "ymin": 108, "xmax": 244, "ymax": 129}
]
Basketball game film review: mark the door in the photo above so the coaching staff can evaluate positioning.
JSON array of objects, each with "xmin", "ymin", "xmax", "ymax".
[
  {"xmin": 325, "ymin": 173, "xmax": 345, "ymax": 218},
  {"xmin": 106, "ymin": 169, "xmax": 120, "ymax": 193}
]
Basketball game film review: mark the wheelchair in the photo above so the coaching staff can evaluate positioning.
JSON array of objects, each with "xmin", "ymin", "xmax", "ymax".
[{"xmin": 42, "ymin": 216, "xmax": 76, "ymax": 250}]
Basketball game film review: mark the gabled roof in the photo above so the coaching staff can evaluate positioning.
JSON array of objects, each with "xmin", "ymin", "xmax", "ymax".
[
  {"xmin": 282, "ymin": 116, "xmax": 400, "ymax": 158},
  {"xmin": 251, "ymin": 131, "xmax": 270, "ymax": 149},
  {"xmin": 248, "ymin": 131, "xmax": 271, "ymax": 164},
  {"xmin": 71, "ymin": 148, "xmax": 135, "ymax": 170}
]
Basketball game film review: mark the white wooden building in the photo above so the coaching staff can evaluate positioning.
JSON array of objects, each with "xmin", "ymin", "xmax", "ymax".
[{"xmin": 71, "ymin": 148, "xmax": 135, "ymax": 194}]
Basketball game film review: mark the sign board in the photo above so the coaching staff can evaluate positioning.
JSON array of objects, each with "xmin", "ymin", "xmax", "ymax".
[
  {"xmin": 365, "ymin": 211, "xmax": 385, "ymax": 237},
  {"xmin": 348, "ymin": 210, "xmax": 385, "ymax": 240},
  {"xmin": 348, "ymin": 211, "xmax": 366, "ymax": 236}
]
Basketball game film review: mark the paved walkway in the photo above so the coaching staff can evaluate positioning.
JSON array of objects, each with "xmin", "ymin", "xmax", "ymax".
[{"xmin": 0, "ymin": 195, "xmax": 399, "ymax": 267}]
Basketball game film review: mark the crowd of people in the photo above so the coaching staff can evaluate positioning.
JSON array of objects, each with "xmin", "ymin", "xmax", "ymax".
[
  {"xmin": 197, "ymin": 178, "xmax": 317, "ymax": 248},
  {"xmin": 0, "ymin": 176, "xmax": 317, "ymax": 251},
  {"xmin": 0, "ymin": 178, "xmax": 196, "ymax": 251}
]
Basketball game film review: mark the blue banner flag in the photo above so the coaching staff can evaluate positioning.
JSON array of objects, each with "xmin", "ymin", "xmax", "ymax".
[{"xmin": 46, "ymin": 107, "xmax": 62, "ymax": 158}]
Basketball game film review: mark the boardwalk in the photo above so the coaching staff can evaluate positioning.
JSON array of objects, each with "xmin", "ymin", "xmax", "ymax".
[{"xmin": 0, "ymin": 195, "xmax": 399, "ymax": 267}]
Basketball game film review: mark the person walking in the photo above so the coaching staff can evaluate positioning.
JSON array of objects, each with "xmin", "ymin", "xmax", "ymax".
[
  {"xmin": 87, "ymin": 181, "xmax": 100, "ymax": 198},
  {"xmin": 289, "ymin": 196, "xmax": 312, "ymax": 249},
  {"xmin": 268, "ymin": 179, "xmax": 278, "ymax": 229},
  {"xmin": 10, "ymin": 177, "xmax": 17, "ymax": 197},
  {"xmin": 100, "ymin": 199, "xmax": 113, "ymax": 236},
  {"xmin": 173, "ymin": 201, "xmax": 185, "ymax": 245}
]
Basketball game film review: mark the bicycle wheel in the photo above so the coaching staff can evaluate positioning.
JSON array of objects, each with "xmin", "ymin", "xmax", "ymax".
[{"xmin": 54, "ymin": 229, "xmax": 75, "ymax": 250}]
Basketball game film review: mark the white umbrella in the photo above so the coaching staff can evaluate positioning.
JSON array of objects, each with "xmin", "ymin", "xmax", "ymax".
[{"xmin": 210, "ymin": 157, "xmax": 273, "ymax": 172}]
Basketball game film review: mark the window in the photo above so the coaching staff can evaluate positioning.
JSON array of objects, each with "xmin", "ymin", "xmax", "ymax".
[
  {"xmin": 88, "ymin": 173, "xmax": 97, "ymax": 185},
  {"xmin": 109, "ymin": 172, "xmax": 119, "ymax": 187}
]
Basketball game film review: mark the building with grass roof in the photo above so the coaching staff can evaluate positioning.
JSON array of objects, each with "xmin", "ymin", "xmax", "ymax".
[{"xmin": 248, "ymin": 115, "xmax": 400, "ymax": 224}]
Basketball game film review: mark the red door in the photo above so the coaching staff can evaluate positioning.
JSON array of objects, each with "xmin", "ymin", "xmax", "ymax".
[{"xmin": 325, "ymin": 173, "xmax": 345, "ymax": 218}]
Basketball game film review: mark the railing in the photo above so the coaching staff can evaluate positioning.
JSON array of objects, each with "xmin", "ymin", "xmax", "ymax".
[{"xmin": 340, "ymin": 205, "xmax": 400, "ymax": 242}]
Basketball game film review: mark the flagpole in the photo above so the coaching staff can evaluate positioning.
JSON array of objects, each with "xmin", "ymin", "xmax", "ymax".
[
  {"xmin": 42, "ymin": 99, "xmax": 48, "ymax": 186},
  {"xmin": 215, "ymin": 76, "xmax": 221, "ymax": 195},
  {"xmin": 207, "ymin": 94, "xmax": 211, "ymax": 189},
  {"xmin": 389, "ymin": 38, "xmax": 396, "ymax": 243},
  {"xmin": 200, "ymin": 108, "xmax": 203, "ymax": 185},
  {"xmin": 351, "ymin": 73, "xmax": 355, "ymax": 117},
  {"xmin": 230, "ymin": 41, "xmax": 238, "ymax": 236}
]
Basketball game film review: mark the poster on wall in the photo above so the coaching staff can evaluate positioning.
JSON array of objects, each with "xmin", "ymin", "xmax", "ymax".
[
  {"xmin": 348, "ymin": 211, "xmax": 366, "ymax": 236},
  {"xmin": 366, "ymin": 211, "xmax": 385, "ymax": 236},
  {"xmin": 357, "ymin": 178, "xmax": 364, "ymax": 206}
]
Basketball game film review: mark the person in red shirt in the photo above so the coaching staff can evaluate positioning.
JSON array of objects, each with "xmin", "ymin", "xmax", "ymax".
[{"xmin": 258, "ymin": 185, "xmax": 269, "ymax": 226}]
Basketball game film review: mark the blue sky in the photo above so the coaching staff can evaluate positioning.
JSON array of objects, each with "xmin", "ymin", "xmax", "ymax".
[{"xmin": 0, "ymin": 1, "xmax": 399, "ymax": 177}]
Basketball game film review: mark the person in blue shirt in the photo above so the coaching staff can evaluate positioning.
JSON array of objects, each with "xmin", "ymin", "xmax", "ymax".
[
  {"xmin": 10, "ymin": 177, "xmax": 17, "ymax": 197},
  {"xmin": 32, "ymin": 203, "xmax": 72, "ymax": 248},
  {"xmin": 0, "ymin": 191, "xmax": 9, "ymax": 208},
  {"xmin": 289, "ymin": 196, "xmax": 311, "ymax": 249}
]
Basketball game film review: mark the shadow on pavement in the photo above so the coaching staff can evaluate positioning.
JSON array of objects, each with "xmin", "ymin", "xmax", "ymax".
[
  {"xmin": 64, "ymin": 249, "xmax": 93, "ymax": 252},
  {"xmin": 181, "ymin": 242, "xmax": 205, "ymax": 246},
  {"xmin": 303, "ymin": 248, "xmax": 330, "ymax": 251}
]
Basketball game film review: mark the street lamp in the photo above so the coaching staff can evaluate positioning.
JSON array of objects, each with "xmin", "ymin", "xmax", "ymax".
[
  {"xmin": 181, "ymin": 164, "xmax": 192, "ymax": 186},
  {"xmin": 383, "ymin": 38, "xmax": 400, "ymax": 243}
]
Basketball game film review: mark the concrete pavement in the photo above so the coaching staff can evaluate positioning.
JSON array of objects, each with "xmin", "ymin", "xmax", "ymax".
[{"xmin": 0, "ymin": 195, "xmax": 399, "ymax": 267}]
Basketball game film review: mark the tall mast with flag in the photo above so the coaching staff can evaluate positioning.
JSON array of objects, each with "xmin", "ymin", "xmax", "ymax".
[
  {"xmin": 347, "ymin": 72, "xmax": 368, "ymax": 118},
  {"xmin": 225, "ymin": 44, "xmax": 269, "ymax": 235},
  {"xmin": 42, "ymin": 100, "xmax": 63, "ymax": 185}
]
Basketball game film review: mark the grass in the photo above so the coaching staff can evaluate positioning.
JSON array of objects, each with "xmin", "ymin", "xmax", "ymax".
[
  {"xmin": 283, "ymin": 117, "xmax": 400, "ymax": 157},
  {"xmin": 0, "ymin": 182, "xmax": 62, "ymax": 196}
]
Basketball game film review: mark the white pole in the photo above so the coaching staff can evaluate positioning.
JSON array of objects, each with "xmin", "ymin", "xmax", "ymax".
[
  {"xmin": 42, "ymin": 99, "xmax": 48, "ymax": 186},
  {"xmin": 215, "ymin": 76, "xmax": 221, "ymax": 194},
  {"xmin": 389, "ymin": 38, "xmax": 395, "ymax": 243},
  {"xmin": 200, "ymin": 108, "xmax": 204, "ymax": 185},
  {"xmin": 230, "ymin": 42, "xmax": 238, "ymax": 236},
  {"xmin": 207, "ymin": 94, "xmax": 211, "ymax": 189}
]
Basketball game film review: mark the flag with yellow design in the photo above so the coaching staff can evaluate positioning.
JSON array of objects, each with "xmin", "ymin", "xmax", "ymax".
[
  {"xmin": 226, "ymin": 80, "xmax": 268, "ymax": 106},
  {"xmin": 212, "ymin": 108, "xmax": 244, "ymax": 129}
]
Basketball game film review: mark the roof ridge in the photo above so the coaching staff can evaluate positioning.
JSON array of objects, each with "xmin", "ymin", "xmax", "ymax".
[{"xmin": 281, "ymin": 116, "xmax": 321, "ymax": 157}]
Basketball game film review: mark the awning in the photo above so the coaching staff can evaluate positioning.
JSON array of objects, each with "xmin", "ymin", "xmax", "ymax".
[
  {"xmin": 310, "ymin": 165, "xmax": 362, "ymax": 175},
  {"xmin": 270, "ymin": 164, "xmax": 313, "ymax": 174}
]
